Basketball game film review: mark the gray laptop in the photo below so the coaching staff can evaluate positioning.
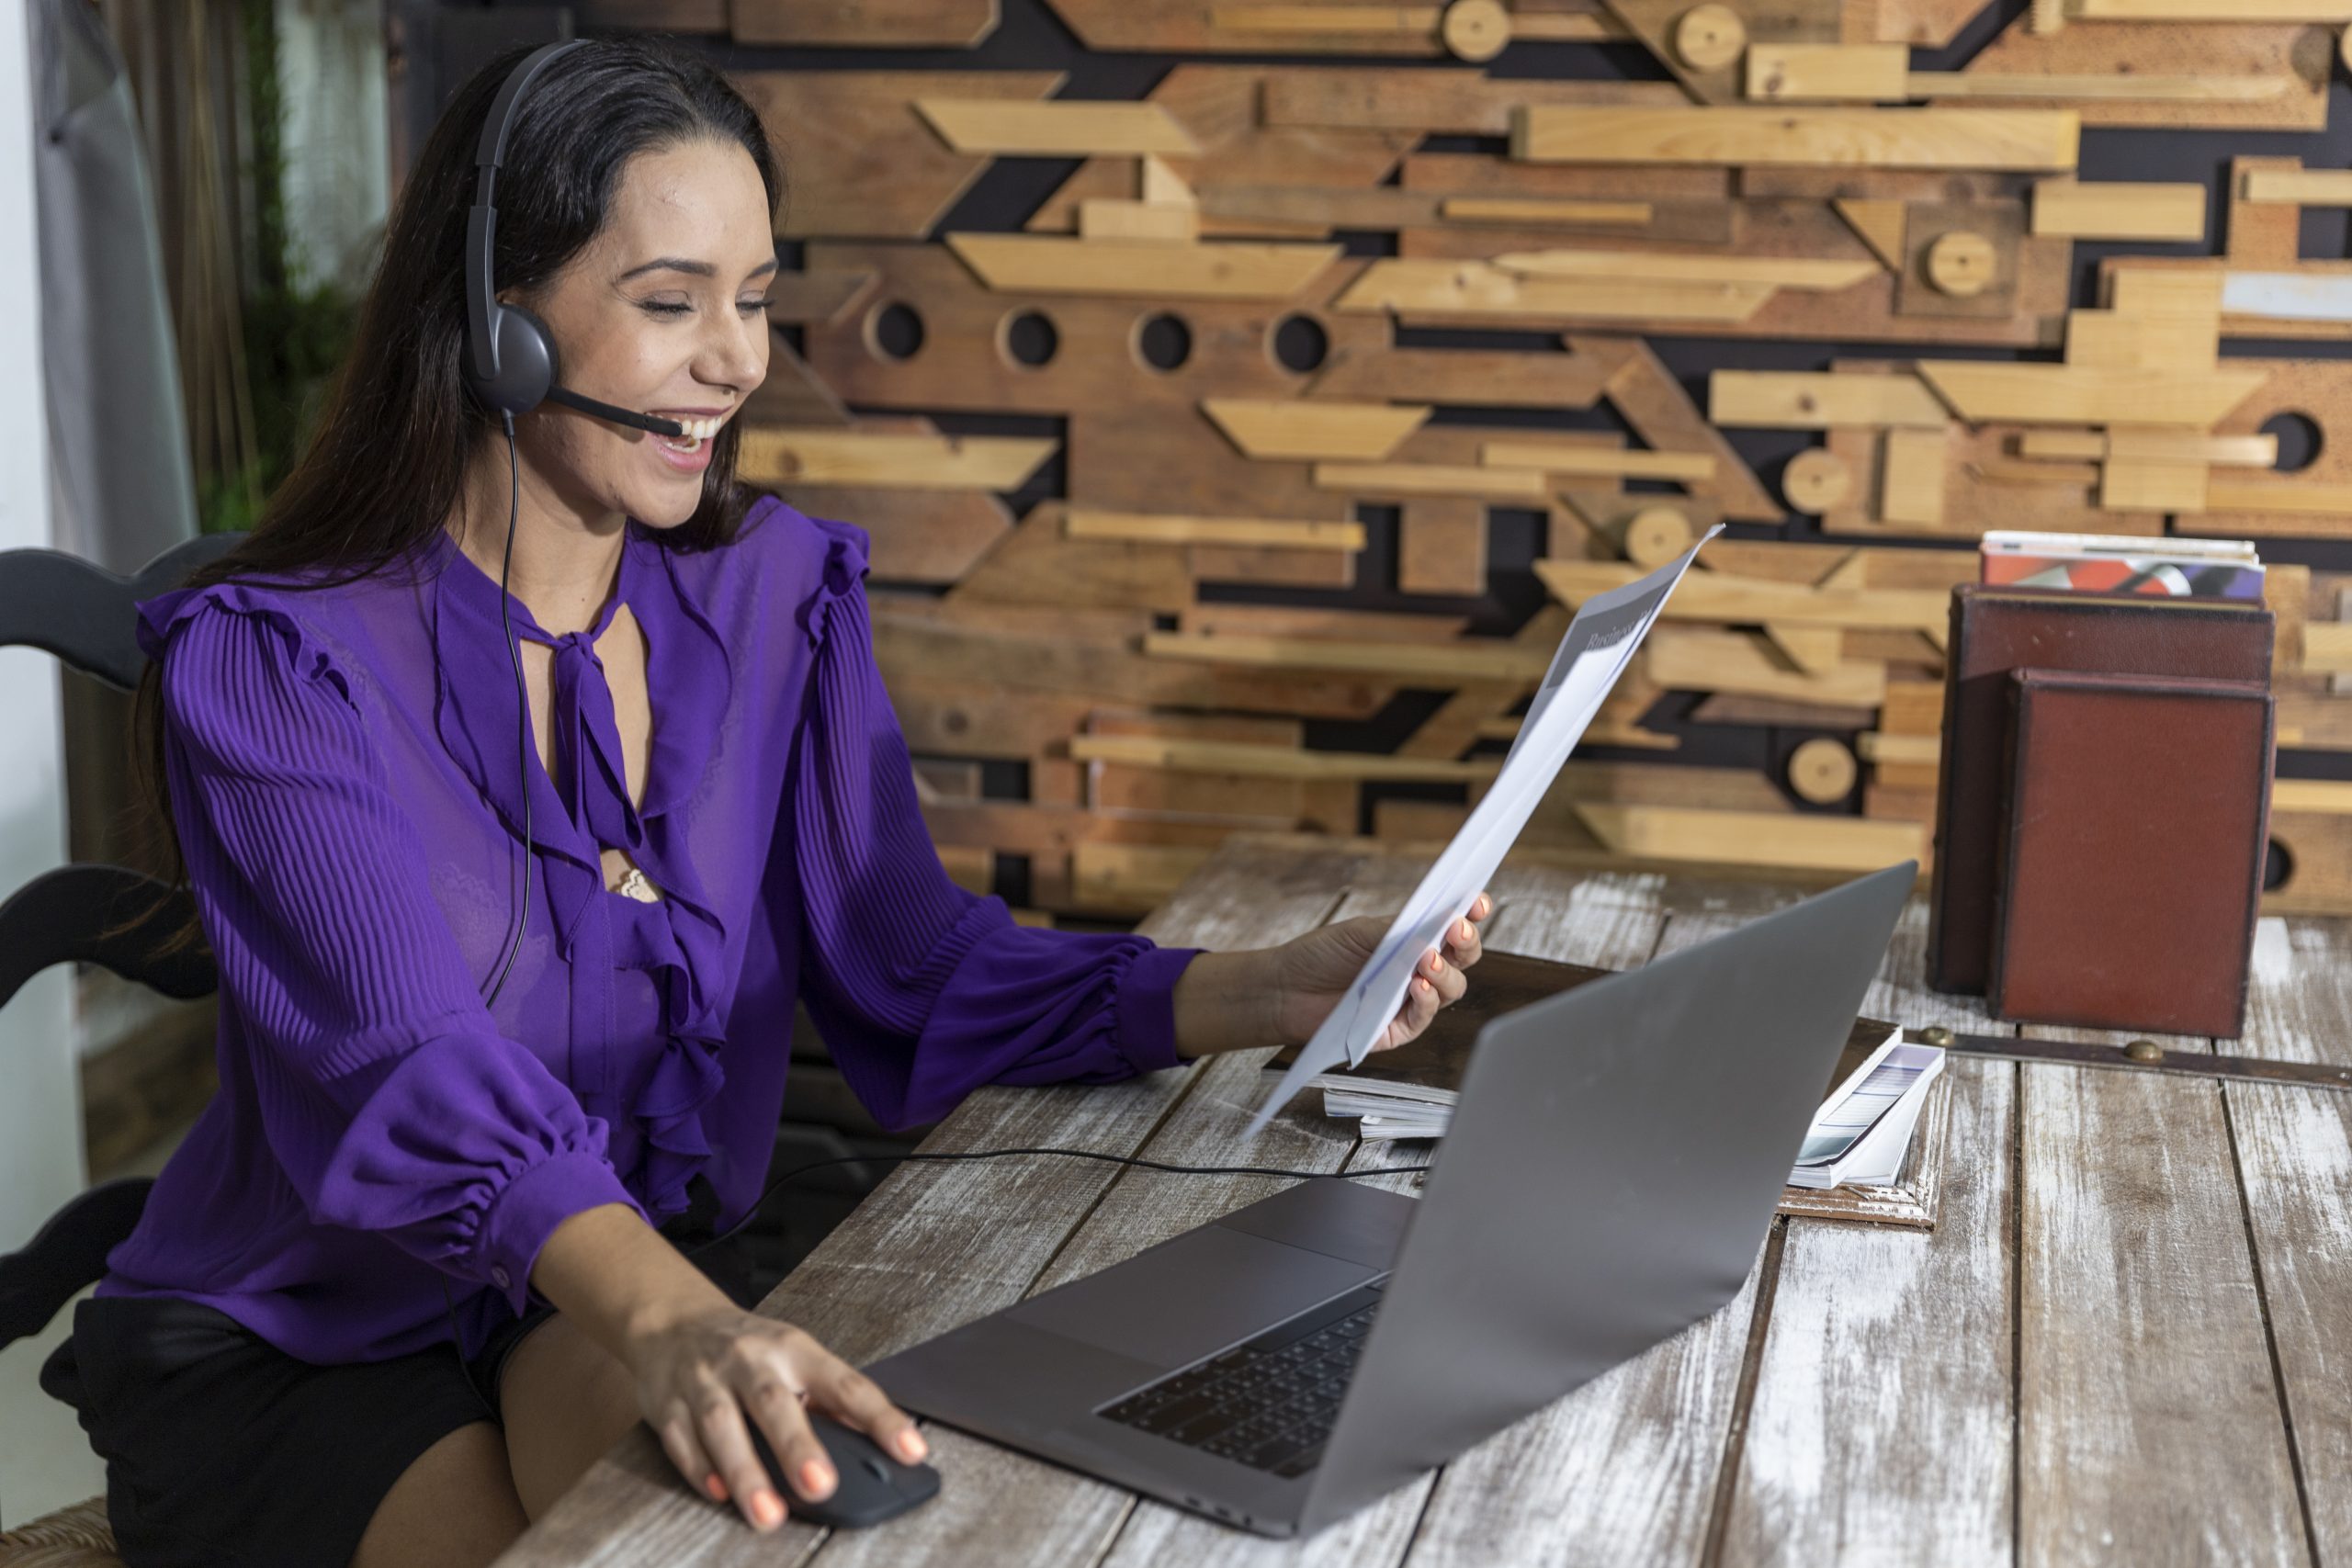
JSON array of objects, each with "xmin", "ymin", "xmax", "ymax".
[{"xmin": 867, "ymin": 862, "xmax": 1916, "ymax": 1538}]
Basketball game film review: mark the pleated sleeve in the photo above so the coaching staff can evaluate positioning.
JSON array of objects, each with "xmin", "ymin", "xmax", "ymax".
[
  {"xmin": 786, "ymin": 517, "xmax": 1204, "ymax": 1132},
  {"xmin": 146, "ymin": 591, "xmax": 647, "ymax": 1315}
]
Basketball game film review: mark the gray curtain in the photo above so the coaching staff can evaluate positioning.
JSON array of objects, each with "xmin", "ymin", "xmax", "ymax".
[{"xmin": 32, "ymin": 0, "xmax": 198, "ymax": 574}]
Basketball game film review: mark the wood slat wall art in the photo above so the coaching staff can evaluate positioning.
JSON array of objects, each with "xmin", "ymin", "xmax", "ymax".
[{"xmin": 559, "ymin": 0, "xmax": 2352, "ymax": 918}]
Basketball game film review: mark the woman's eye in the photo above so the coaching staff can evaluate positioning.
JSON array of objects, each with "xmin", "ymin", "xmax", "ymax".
[
  {"xmin": 739, "ymin": 296, "xmax": 775, "ymax": 313},
  {"xmin": 640, "ymin": 300, "xmax": 692, "ymax": 317}
]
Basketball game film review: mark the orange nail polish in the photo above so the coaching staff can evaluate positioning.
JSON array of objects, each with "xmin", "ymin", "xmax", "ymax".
[
  {"xmin": 707, "ymin": 1473, "xmax": 728, "ymax": 1502},
  {"xmin": 802, "ymin": 1460, "xmax": 834, "ymax": 1496},
  {"xmin": 752, "ymin": 1490, "xmax": 784, "ymax": 1529}
]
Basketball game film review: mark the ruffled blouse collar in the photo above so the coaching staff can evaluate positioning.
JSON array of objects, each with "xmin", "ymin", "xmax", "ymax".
[{"xmin": 428, "ymin": 524, "xmax": 736, "ymax": 1217}]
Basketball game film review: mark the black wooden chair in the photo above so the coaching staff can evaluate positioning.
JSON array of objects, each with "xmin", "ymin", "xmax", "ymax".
[{"xmin": 0, "ymin": 534, "xmax": 234, "ymax": 1558}]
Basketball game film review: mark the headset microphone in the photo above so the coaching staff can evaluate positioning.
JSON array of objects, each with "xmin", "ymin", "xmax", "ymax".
[{"xmin": 460, "ymin": 40, "xmax": 686, "ymax": 443}]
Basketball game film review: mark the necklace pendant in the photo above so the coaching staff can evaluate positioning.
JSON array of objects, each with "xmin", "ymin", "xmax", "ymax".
[{"xmin": 615, "ymin": 865, "xmax": 662, "ymax": 903}]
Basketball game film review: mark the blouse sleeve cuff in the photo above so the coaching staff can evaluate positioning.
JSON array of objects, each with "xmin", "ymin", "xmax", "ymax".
[
  {"xmin": 1113, "ymin": 943, "xmax": 1204, "ymax": 1077},
  {"xmin": 475, "ymin": 1149, "xmax": 647, "ymax": 1316}
]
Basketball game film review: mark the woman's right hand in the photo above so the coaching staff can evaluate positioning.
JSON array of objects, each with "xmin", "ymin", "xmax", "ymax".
[{"xmin": 623, "ymin": 1297, "xmax": 929, "ymax": 1533}]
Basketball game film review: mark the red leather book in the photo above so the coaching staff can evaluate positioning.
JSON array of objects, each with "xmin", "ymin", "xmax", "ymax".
[
  {"xmin": 1989, "ymin": 670, "xmax": 2273, "ymax": 1039},
  {"xmin": 1927, "ymin": 586, "xmax": 2273, "ymax": 997}
]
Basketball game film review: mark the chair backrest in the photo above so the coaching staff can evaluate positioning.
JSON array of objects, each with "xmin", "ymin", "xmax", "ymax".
[{"xmin": 0, "ymin": 533, "xmax": 242, "ymax": 1357}]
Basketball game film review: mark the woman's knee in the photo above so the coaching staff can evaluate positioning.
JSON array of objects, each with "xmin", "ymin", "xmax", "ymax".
[{"xmin": 349, "ymin": 1420, "xmax": 527, "ymax": 1568}]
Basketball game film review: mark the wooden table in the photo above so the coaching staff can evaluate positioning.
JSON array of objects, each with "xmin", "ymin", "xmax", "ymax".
[{"xmin": 498, "ymin": 831, "xmax": 2352, "ymax": 1567}]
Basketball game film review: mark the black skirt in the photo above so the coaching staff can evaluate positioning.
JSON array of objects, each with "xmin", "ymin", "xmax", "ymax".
[{"xmin": 36, "ymin": 1179, "xmax": 755, "ymax": 1568}]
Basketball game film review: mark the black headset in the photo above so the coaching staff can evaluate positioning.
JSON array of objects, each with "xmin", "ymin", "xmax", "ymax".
[
  {"xmin": 460, "ymin": 39, "xmax": 694, "ymax": 1008},
  {"xmin": 461, "ymin": 39, "xmax": 687, "ymax": 440}
]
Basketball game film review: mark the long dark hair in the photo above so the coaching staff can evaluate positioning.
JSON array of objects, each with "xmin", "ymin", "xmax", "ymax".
[{"xmin": 130, "ymin": 38, "xmax": 785, "ymax": 944}]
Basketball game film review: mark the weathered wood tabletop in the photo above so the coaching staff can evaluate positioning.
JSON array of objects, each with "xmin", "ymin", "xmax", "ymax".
[{"xmin": 498, "ymin": 830, "xmax": 2352, "ymax": 1568}]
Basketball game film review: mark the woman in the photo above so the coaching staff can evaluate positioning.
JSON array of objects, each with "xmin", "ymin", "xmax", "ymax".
[{"xmin": 39, "ymin": 37, "xmax": 1491, "ymax": 1568}]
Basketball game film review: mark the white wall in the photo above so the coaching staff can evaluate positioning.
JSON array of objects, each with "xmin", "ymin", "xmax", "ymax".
[{"xmin": 0, "ymin": 0, "xmax": 101, "ymax": 1529}]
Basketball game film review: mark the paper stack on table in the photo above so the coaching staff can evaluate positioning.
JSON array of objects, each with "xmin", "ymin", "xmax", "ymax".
[{"xmin": 1245, "ymin": 527, "xmax": 1722, "ymax": 1137}]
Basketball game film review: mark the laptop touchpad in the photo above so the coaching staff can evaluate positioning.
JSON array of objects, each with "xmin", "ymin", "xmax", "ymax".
[{"xmin": 1008, "ymin": 1224, "xmax": 1374, "ymax": 1371}]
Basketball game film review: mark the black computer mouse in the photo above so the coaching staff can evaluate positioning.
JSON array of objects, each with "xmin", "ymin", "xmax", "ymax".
[{"xmin": 748, "ymin": 1410, "xmax": 941, "ymax": 1529}]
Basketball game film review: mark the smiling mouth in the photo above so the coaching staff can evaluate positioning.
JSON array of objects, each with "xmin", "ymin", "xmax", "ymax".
[{"xmin": 655, "ymin": 413, "xmax": 728, "ymax": 454}]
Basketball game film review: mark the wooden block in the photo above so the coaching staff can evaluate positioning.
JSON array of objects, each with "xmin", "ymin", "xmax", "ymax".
[
  {"xmin": 1900, "ymin": 200, "xmax": 2025, "ymax": 319},
  {"xmin": 1481, "ymin": 441, "xmax": 1715, "ymax": 483},
  {"xmin": 1335, "ymin": 259, "xmax": 1777, "ymax": 324},
  {"xmin": 1141, "ymin": 628, "xmax": 1551, "ymax": 682},
  {"xmin": 948, "ymin": 504, "xmax": 1194, "ymax": 614},
  {"xmin": 1510, "ymin": 107, "xmax": 2082, "ymax": 172},
  {"xmin": 1747, "ymin": 44, "xmax": 1910, "ymax": 102},
  {"xmin": 1202, "ymin": 399, "xmax": 1430, "ymax": 461},
  {"xmin": 780, "ymin": 487, "xmax": 1011, "ymax": 583},
  {"xmin": 737, "ymin": 428, "xmax": 1057, "ymax": 490},
  {"xmin": 1573, "ymin": 803, "xmax": 1925, "ymax": 873},
  {"xmin": 1623, "ymin": 507, "xmax": 1697, "ymax": 567},
  {"xmin": 1306, "ymin": 346, "xmax": 1613, "ymax": 408},
  {"xmin": 1913, "ymin": 360, "xmax": 2268, "ymax": 426},
  {"xmin": 1398, "ymin": 497, "xmax": 1488, "ymax": 596},
  {"xmin": 1210, "ymin": 4, "xmax": 1442, "ymax": 35},
  {"xmin": 1578, "ymin": 334, "xmax": 1783, "ymax": 524},
  {"xmin": 944, "ymin": 233, "xmax": 1340, "ymax": 300},
  {"xmin": 914, "ymin": 98, "xmax": 1200, "ymax": 156},
  {"xmin": 1879, "ymin": 427, "xmax": 1950, "ymax": 526},
  {"xmin": 766, "ymin": 270, "xmax": 879, "ymax": 326},
  {"xmin": 1196, "ymin": 185, "xmax": 1439, "ymax": 235},
  {"xmin": 1787, "ymin": 736, "xmax": 1861, "ymax": 802},
  {"xmin": 2100, "ymin": 457, "xmax": 2211, "ymax": 513},
  {"xmin": 1882, "ymin": 678, "xmax": 1947, "ymax": 733},
  {"xmin": 1439, "ymin": 197, "xmax": 1657, "ymax": 226},
  {"xmin": 2241, "ymin": 166, "xmax": 2352, "ymax": 206},
  {"xmin": 1065, "ymin": 509, "xmax": 1366, "ymax": 549},
  {"xmin": 1069, "ymin": 733, "xmax": 1496, "ymax": 783},
  {"xmin": 1834, "ymin": 198, "xmax": 1913, "ymax": 271},
  {"xmin": 1766, "ymin": 624, "xmax": 1851, "ymax": 678},
  {"xmin": 2064, "ymin": 309, "xmax": 2218, "ymax": 371},
  {"xmin": 2032, "ymin": 179, "xmax": 2207, "ymax": 241},
  {"xmin": 1711, "ymin": 371, "xmax": 1954, "ymax": 428},
  {"xmin": 1487, "ymin": 249, "xmax": 1881, "ymax": 291},
  {"xmin": 2225, "ymin": 158, "xmax": 2306, "ymax": 267},
  {"xmin": 1261, "ymin": 68, "xmax": 1685, "ymax": 135},
  {"xmin": 2204, "ymin": 478, "xmax": 2352, "ymax": 516},
  {"xmin": 1784, "ymin": 449, "xmax": 1856, "ymax": 513},
  {"xmin": 1313, "ymin": 460, "xmax": 1549, "ymax": 500},
  {"xmin": 1139, "ymin": 153, "xmax": 1193, "ymax": 209},
  {"xmin": 1077, "ymin": 198, "xmax": 1200, "ymax": 243},
  {"xmin": 1857, "ymin": 730, "xmax": 1941, "ymax": 766},
  {"xmin": 1190, "ymin": 542, "xmax": 1358, "ymax": 588},
  {"xmin": 1950, "ymin": 12, "xmax": 2325, "ymax": 133},
  {"xmin": 2107, "ymin": 267, "xmax": 2227, "ymax": 317}
]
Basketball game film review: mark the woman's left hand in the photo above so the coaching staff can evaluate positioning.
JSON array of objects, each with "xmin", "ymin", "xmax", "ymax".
[{"xmin": 1269, "ymin": 892, "xmax": 1492, "ymax": 1054}]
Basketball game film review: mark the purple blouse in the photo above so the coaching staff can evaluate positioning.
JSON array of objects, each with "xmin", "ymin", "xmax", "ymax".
[{"xmin": 96, "ymin": 496, "xmax": 1203, "ymax": 1364}]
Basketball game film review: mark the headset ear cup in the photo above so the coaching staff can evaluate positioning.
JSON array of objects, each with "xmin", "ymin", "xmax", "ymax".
[{"xmin": 476, "ymin": 302, "xmax": 559, "ymax": 417}]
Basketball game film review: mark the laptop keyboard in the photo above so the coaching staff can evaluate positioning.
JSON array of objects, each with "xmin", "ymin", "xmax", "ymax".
[{"xmin": 1095, "ymin": 1279, "xmax": 1385, "ymax": 1477}]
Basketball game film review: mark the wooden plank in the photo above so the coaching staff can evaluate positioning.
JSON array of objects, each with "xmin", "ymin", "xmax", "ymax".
[
  {"xmin": 1066, "ymin": 508, "xmax": 1364, "ymax": 550},
  {"xmin": 1315, "ymin": 460, "xmax": 1549, "ymax": 500},
  {"xmin": 2074, "ymin": 0, "xmax": 2352, "ymax": 15},
  {"xmin": 1952, "ymin": 12, "xmax": 2326, "ymax": 132},
  {"xmin": 1210, "ymin": 2, "xmax": 1440, "ymax": 34},
  {"xmin": 2032, "ymin": 178, "xmax": 2207, "ymax": 241},
  {"xmin": 2227, "ymin": 918, "xmax": 2352, "ymax": 1560},
  {"xmin": 1879, "ymin": 427, "xmax": 1950, "ymax": 526},
  {"xmin": 730, "ymin": 0, "xmax": 998, "ymax": 45},
  {"xmin": 1070, "ymin": 733, "xmax": 1494, "ymax": 783},
  {"xmin": 2018, "ymin": 1028, "xmax": 2310, "ymax": 1563},
  {"xmin": 737, "ymin": 429, "xmax": 1056, "ymax": 491},
  {"xmin": 1711, "ymin": 370, "xmax": 1954, "ymax": 429},
  {"xmin": 1535, "ymin": 560, "xmax": 1951, "ymax": 635},
  {"xmin": 1836, "ymin": 197, "xmax": 1913, "ymax": 271},
  {"xmin": 944, "ymin": 233, "xmax": 1340, "ymax": 300},
  {"xmin": 1201, "ymin": 398, "xmax": 1430, "ymax": 461},
  {"xmin": 1646, "ymin": 628, "xmax": 1891, "ymax": 706},
  {"xmin": 1488, "ymin": 249, "xmax": 1880, "ymax": 291},
  {"xmin": 1917, "ymin": 72, "xmax": 2291, "ymax": 101},
  {"xmin": 1482, "ymin": 441, "xmax": 1715, "ymax": 483},
  {"xmin": 1143, "ymin": 628, "xmax": 1550, "ymax": 682},
  {"xmin": 2064, "ymin": 309, "xmax": 2219, "ymax": 372},
  {"xmin": 1913, "ymin": 360, "xmax": 2268, "ymax": 427},
  {"xmin": 2243, "ymin": 166, "xmax": 2352, "ymax": 206},
  {"xmin": 1719, "ymin": 901, "xmax": 2016, "ymax": 1568},
  {"xmin": 1511, "ymin": 107, "xmax": 2082, "ymax": 172},
  {"xmin": 1261, "ymin": 68, "xmax": 1685, "ymax": 135},
  {"xmin": 1747, "ymin": 43, "xmax": 1911, "ymax": 102},
  {"xmin": 1574, "ymin": 803, "xmax": 1925, "ymax": 872},
  {"xmin": 1335, "ymin": 259, "xmax": 1777, "ymax": 325},
  {"xmin": 1439, "ymin": 196, "xmax": 1655, "ymax": 226},
  {"xmin": 947, "ymin": 504, "xmax": 1194, "ymax": 615},
  {"xmin": 914, "ymin": 97, "xmax": 1199, "ymax": 156},
  {"xmin": 779, "ymin": 487, "xmax": 1012, "ymax": 584},
  {"xmin": 2017, "ymin": 431, "xmax": 2277, "ymax": 466},
  {"xmin": 2204, "ymin": 478, "xmax": 2352, "ymax": 516},
  {"xmin": 1579, "ymin": 336, "xmax": 1783, "ymax": 524},
  {"xmin": 1306, "ymin": 345, "xmax": 1613, "ymax": 409}
]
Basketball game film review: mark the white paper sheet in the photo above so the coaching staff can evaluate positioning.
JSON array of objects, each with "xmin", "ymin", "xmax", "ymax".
[{"xmin": 1245, "ymin": 529, "xmax": 1721, "ymax": 1136}]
